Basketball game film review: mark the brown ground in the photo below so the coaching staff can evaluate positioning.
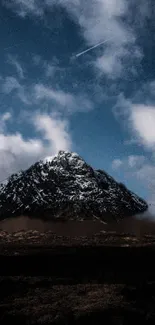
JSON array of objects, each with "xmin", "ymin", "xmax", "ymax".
[
  {"xmin": 0, "ymin": 216, "xmax": 106, "ymax": 236},
  {"xmin": 1, "ymin": 215, "xmax": 155, "ymax": 237},
  {"xmin": 1, "ymin": 216, "xmax": 155, "ymax": 251}
]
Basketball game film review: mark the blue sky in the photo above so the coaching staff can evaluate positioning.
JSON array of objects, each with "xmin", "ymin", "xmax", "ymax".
[{"xmin": 0, "ymin": 0, "xmax": 155, "ymax": 205}]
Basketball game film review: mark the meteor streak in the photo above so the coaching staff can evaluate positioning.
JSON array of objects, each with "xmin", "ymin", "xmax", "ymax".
[
  {"xmin": 76, "ymin": 36, "xmax": 113, "ymax": 58},
  {"xmin": 3, "ymin": 41, "xmax": 25, "ymax": 51}
]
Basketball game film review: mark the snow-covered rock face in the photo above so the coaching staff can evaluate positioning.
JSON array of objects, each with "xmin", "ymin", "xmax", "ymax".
[{"xmin": 0, "ymin": 151, "xmax": 148, "ymax": 223}]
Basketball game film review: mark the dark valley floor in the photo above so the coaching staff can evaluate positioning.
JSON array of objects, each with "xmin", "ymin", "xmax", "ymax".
[{"xmin": 1, "ymin": 229, "xmax": 155, "ymax": 324}]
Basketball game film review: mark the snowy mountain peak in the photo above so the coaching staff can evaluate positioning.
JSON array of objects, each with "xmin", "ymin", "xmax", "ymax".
[
  {"xmin": 0, "ymin": 151, "xmax": 148, "ymax": 222},
  {"xmin": 41, "ymin": 151, "xmax": 90, "ymax": 176},
  {"xmin": 43, "ymin": 151, "xmax": 84, "ymax": 165}
]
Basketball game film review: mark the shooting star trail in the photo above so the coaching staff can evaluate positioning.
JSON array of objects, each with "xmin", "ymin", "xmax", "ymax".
[
  {"xmin": 3, "ymin": 41, "xmax": 25, "ymax": 51},
  {"xmin": 76, "ymin": 36, "xmax": 114, "ymax": 58}
]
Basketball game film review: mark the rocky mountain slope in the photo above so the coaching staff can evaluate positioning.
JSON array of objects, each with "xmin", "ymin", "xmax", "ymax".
[{"xmin": 0, "ymin": 151, "xmax": 148, "ymax": 222}]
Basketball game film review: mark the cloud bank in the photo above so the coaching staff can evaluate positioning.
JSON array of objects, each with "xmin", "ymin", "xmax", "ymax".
[{"xmin": 0, "ymin": 112, "xmax": 71, "ymax": 181}]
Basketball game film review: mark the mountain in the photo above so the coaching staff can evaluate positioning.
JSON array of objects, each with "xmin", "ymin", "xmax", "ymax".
[{"xmin": 0, "ymin": 151, "xmax": 148, "ymax": 223}]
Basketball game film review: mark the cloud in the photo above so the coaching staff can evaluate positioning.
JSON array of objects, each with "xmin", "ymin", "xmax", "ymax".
[
  {"xmin": 131, "ymin": 161, "xmax": 155, "ymax": 211},
  {"xmin": 96, "ymin": 50, "xmax": 123, "ymax": 79},
  {"xmin": 7, "ymin": 54, "xmax": 25, "ymax": 79},
  {"xmin": 128, "ymin": 155, "xmax": 146, "ymax": 168},
  {"xmin": 2, "ymin": 112, "xmax": 12, "ymax": 121},
  {"xmin": 32, "ymin": 54, "xmax": 58, "ymax": 78},
  {"xmin": 0, "ymin": 112, "xmax": 12, "ymax": 132},
  {"xmin": 112, "ymin": 155, "xmax": 147, "ymax": 171},
  {"xmin": 96, "ymin": 46, "xmax": 143, "ymax": 79},
  {"xmin": 112, "ymin": 154, "xmax": 155, "ymax": 211},
  {"xmin": 1, "ymin": 76, "xmax": 30, "ymax": 105},
  {"xmin": 112, "ymin": 87, "xmax": 155, "ymax": 210},
  {"xmin": 3, "ymin": 0, "xmax": 44, "ymax": 17},
  {"xmin": 34, "ymin": 84, "xmax": 74, "ymax": 107},
  {"xmin": 2, "ymin": 76, "xmax": 20, "ymax": 94},
  {"xmin": 128, "ymin": 80, "xmax": 155, "ymax": 107},
  {"xmin": 114, "ymin": 93, "xmax": 155, "ymax": 150},
  {"xmin": 130, "ymin": 105, "xmax": 155, "ymax": 149},
  {"xmin": 34, "ymin": 114, "xmax": 72, "ymax": 153},
  {"xmin": 134, "ymin": 162, "xmax": 155, "ymax": 216},
  {"xmin": 33, "ymin": 83, "xmax": 93, "ymax": 113},
  {"xmin": 0, "ymin": 113, "xmax": 72, "ymax": 181},
  {"xmin": 44, "ymin": 63, "xmax": 56, "ymax": 78},
  {"xmin": 135, "ymin": 164, "xmax": 155, "ymax": 190},
  {"xmin": 0, "ymin": 72, "xmax": 93, "ymax": 113},
  {"xmin": 112, "ymin": 159, "xmax": 123, "ymax": 169}
]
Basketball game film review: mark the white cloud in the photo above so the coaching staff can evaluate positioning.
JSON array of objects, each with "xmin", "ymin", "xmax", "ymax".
[
  {"xmin": 0, "ymin": 113, "xmax": 72, "ymax": 181},
  {"xmin": 4, "ymin": 0, "xmax": 44, "ymax": 17},
  {"xmin": 134, "ymin": 163, "xmax": 155, "ymax": 216},
  {"xmin": 34, "ymin": 84, "xmax": 74, "ymax": 107},
  {"xmin": 112, "ymin": 155, "xmax": 146, "ymax": 171},
  {"xmin": 0, "ymin": 112, "xmax": 12, "ymax": 132},
  {"xmin": 34, "ymin": 114, "xmax": 72, "ymax": 153},
  {"xmin": 128, "ymin": 155, "xmax": 146, "ymax": 168},
  {"xmin": 113, "ymin": 93, "xmax": 131, "ymax": 118},
  {"xmin": 112, "ymin": 154, "xmax": 155, "ymax": 209},
  {"xmin": 44, "ymin": 63, "xmax": 56, "ymax": 78},
  {"xmin": 64, "ymin": 0, "xmax": 129, "ymax": 45},
  {"xmin": 1, "ymin": 76, "xmax": 31, "ymax": 105},
  {"xmin": 130, "ymin": 105, "xmax": 155, "ymax": 148},
  {"xmin": 114, "ymin": 94, "xmax": 155, "ymax": 150},
  {"xmin": 0, "ymin": 74, "xmax": 93, "ymax": 112},
  {"xmin": 135, "ymin": 164, "xmax": 155, "ymax": 190},
  {"xmin": 112, "ymin": 93, "xmax": 155, "ymax": 209},
  {"xmin": 96, "ymin": 46, "xmax": 143, "ymax": 79},
  {"xmin": 96, "ymin": 51, "xmax": 123, "ymax": 79},
  {"xmin": 0, "ymin": 134, "xmax": 44, "ymax": 181},
  {"xmin": 17, "ymin": 87, "xmax": 31, "ymax": 105},
  {"xmin": 32, "ymin": 54, "xmax": 57, "ymax": 78},
  {"xmin": 7, "ymin": 54, "xmax": 25, "ymax": 79},
  {"xmin": 111, "ymin": 154, "xmax": 155, "ymax": 218},
  {"xmin": 112, "ymin": 158, "xmax": 123, "ymax": 169},
  {"xmin": 132, "ymin": 161, "xmax": 155, "ymax": 212},
  {"xmin": 1, "ymin": 112, "xmax": 12, "ymax": 122},
  {"xmin": 2, "ymin": 76, "xmax": 20, "ymax": 94},
  {"xmin": 34, "ymin": 83, "xmax": 93, "ymax": 113}
]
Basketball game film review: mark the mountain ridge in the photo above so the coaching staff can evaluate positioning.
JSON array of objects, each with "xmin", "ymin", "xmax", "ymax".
[{"xmin": 0, "ymin": 150, "xmax": 148, "ymax": 223}]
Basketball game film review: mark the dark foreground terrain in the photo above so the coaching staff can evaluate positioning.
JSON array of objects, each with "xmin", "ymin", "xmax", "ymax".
[
  {"xmin": 1, "ymin": 277, "xmax": 155, "ymax": 325},
  {"xmin": 1, "ymin": 230, "xmax": 155, "ymax": 324}
]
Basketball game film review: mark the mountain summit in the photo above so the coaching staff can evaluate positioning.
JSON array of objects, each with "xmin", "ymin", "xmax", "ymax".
[{"xmin": 0, "ymin": 151, "xmax": 148, "ymax": 223}]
